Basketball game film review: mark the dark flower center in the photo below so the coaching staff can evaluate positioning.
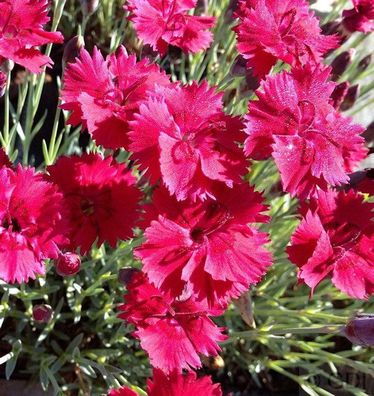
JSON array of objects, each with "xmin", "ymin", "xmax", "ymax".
[
  {"xmin": 2, "ymin": 217, "xmax": 21, "ymax": 232},
  {"xmin": 80, "ymin": 198, "xmax": 95, "ymax": 216}
]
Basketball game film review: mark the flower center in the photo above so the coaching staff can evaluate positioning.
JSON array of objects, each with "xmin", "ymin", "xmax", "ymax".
[
  {"xmin": 80, "ymin": 198, "xmax": 95, "ymax": 216},
  {"xmin": 2, "ymin": 216, "xmax": 21, "ymax": 232}
]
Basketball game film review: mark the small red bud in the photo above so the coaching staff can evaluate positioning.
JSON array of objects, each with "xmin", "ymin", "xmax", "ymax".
[
  {"xmin": 330, "ymin": 81, "xmax": 349, "ymax": 109},
  {"xmin": 340, "ymin": 84, "xmax": 359, "ymax": 111},
  {"xmin": 63, "ymin": 35, "xmax": 85, "ymax": 65},
  {"xmin": 343, "ymin": 314, "xmax": 374, "ymax": 347},
  {"xmin": 330, "ymin": 50, "xmax": 355, "ymax": 81},
  {"xmin": 33, "ymin": 304, "xmax": 53, "ymax": 323},
  {"xmin": 118, "ymin": 267, "xmax": 140, "ymax": 285},
  {"xmin": 56, "ymin": 253, "xmax": 81, "ymax": 276}
]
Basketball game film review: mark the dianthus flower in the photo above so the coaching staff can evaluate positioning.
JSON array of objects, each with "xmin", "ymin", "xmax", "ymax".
[
  {"xmin": 136, "ymin": 183, "xmax": 271, "ymax": 307},
  {"xmin": 0, "ymin": 0, "xmax": 63, "ymax": 73},
  {"xmin": 288, "ymin": 189, "xmax": 374, "ymax": 299},
  {"xmin": 126, "ymin": 0, "xmax": 215, "ymax": 55},
  {"xmin": 119, "ymin": 272, "xmax": 226, "ymax": 373},
  {"xmin": 129, "ymin": 82, "xmax": 246, "ymax": 201},
  {"xmin": 0, "ymin": 166, "xmax": 67, "ymax": 283},
  {"xmin": 234, "ymin": 0, "xmax": 339, "ymax": 78},
  {"xmin": 60, "ymin": 46, "xmax": 169, "ymax": 149},
  {"xmin": 48, "ymin": 153, "xmax": 141, "ymax": 255},
  {"xmin": 244, "ymin": 66, "xmax": 366, "ymax": 198},
  {"xmin": 108, "ymin": 369, "xmax": 222, "ymax": 396},
  {"xmin": 343, "ymin": 0, "xmax": 374, "ymax": 33}
]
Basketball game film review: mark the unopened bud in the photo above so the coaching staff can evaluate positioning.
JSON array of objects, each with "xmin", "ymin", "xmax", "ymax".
[
  {"xmin": 0, "ymin": 71, "xmax": 6, "ymax": 98},
  {"xmin": 33, "ymin": 304, "xmax": 53, "ymax": 323},
  {"xmin": 340, "ymin": 84, "xmax": 359, "ymax": 111},
  {"xmin": 330, "ymin": 50, "xmax": 354, "ymax": 81},
  {"xmin": 231, "ymin": 55, "xmax": 247, "ymax": 77},
  {"xmin": 358, "ymin": 54, "xmax": 372, "ymax": 72},
  {"xmin": 321, "ymin": 20, "xmax": 341, "ymax": 36},
  {"xmin": 0, "ymin": 59, "xmax": 14, "ymax": 74},
  {"xmin": 119, "ymin": 267, "xmax": 140, "ymax": 285},
  {"xmin": 63, "ymin": 35, "xmax": 85, "ymax": 65},
  {"xmin": 56, "ymin": 253, "xmax": 81, "ymax": 276},
  {"xmin": 362, "ymin": 121, "xmax": 374, "ymax": 144},
  {"xmin": 330, "ymin": 81, "xmax": 349, "ymax": 109},
  {"xmin": 343, "ymin": 314, "xmax": 374, "ymax": 346},
  {"xmin": 80, "ymin": 0, "xmax": 99, "ymax": 16}
]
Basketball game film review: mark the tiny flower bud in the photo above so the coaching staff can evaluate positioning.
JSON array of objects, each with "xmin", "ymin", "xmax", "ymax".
[
  {"xmin": 231, "ymin": 55, "xmax": 247, "ymax": 77},
  {"xmin": 33, "ymin": 304, "xmax": 53, "ymax": 323},
  {"xmin": 118, "ymin": 267, "xmax": 140, "ymax": 285},
  {"xmin": 358, "ymin": 54, "xmax": 372, "ymax": 72},
  {"xmin": 0, "ymin": 59, "xmax": 14, "ymax": 74},
  {"xmin": 63, "ymin": 35, "xmax": 85, "ymax": 65},
  {"xmin": 321, "ymin": 20, "xmax": 341, "ymax": 36},
  {"xmin": 0, "ymin": 71, "xmax": 7, "ymax": 98},
  {"xmin": 56, "ymin": 253, "xmax": 81, "ymax": 276},
  {"xmin": 80, "ymin": 0, "xmax": 99, "ymax": 16},
  {"xmin": 330, "ymin": 50, "xmax": 354, "ymax": 81},
  {"xmin": 330, "ymin": 81, "xmax": 349, "ymax": 109},
  {"xmin": 343, "ymin": 314, "xmax": 374, "ymax": 346},
  {"xmin": 340, "ymin": 84, "xmax": 359, "ymax": 111},
  {"xmin": 362, "ymin": 121, "xmax": 374, "ymax": 144}
]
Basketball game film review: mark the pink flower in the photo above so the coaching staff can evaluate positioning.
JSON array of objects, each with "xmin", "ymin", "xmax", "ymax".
[
  {"xmin": 108, "ymin": 369, "xmax": 223, "ymax": 396},
  {"xmin": 147, "ymin": 370, "xmax": 223, "ymax": 396},
  {"xmin": 119, "ymin": 272, "xmax": 226, "ymax": 373},
  {"xmin": 136, "ymin": 183, "xmax": 272, "ymax": 307},
  {"xmin": 48, "ymin": 154, "xmax": 141, "ymax": 255},
  {"xmin": 108, "ymin": 387, "xmax": 138, "ymax": 396},
  {"xmin": 288, "ymin": 190, "xmax": 374, "ymax": 299},
  {"xmin": 0, "ymin": 0, "xmax": 63, "ymax": 73},
  {"xmin": 61, "ymin": 46, "xmax": 169, "ymax": 149},
  {"xmin": 244, "ymin": 66, "xmax": 366, "ymax": 198},
  {"xmin": 343, "ymin": 0, "xmax": 374, "ymax": 33},
  {"xmin": 129, "ymin": 82, "xmax": 247, "ymax": 201},
  {"xmin": 126, "ymin": 0, "xmax": 215, "ymax": 55},
  {"xmin": 234, "ymin": 0, "xmax": 339, "ymax": 78},
  {"xmin": 0, "ymin": 166, "xmax": 67, "ymax": 283}
]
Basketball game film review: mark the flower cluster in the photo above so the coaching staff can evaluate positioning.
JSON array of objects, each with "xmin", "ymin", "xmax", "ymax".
[{"xmin": 0, "ymin": 0, "xmax": 372, "ymax": 393}]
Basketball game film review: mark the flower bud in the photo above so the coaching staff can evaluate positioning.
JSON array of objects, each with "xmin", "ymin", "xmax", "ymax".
[
  {"xmin": 321, "ymin": 20, "xmax": 341, "ymax": 36},
  {"xmin": 342, "ymin": 314, "xmax": 374, "ymax": 346},
  {"xmin": 0, "ymin": 71, "xmax": 6, "ymax": 98},
  {"xmin": 63, "ymin": 35, "xmax": 85, "ymax": 65},
  {"xmin": 330, "ymin": 81, "xmax": 349, "ymax": 109},
  {"xmin": 0, "ymin": 59, "xmax": 14, "ymax": 74},
  {"xmin": 80, "ymin": 0, "xmax": 99, "ymax": 16},
  {"xmin": 340, "ymin": 84, "xmax": 359, "ymax": 111},
  {"xmin": 362, "ymin": 121, "xmax": 374, "ymax": 145},
  {"xmin": 118, "ymin": 267, "xmax": 140, "ymax": 285},
  {"xmin": 56, "ymin": 253, "xmax": 81, "ymax": 276},
  {"xmin": 330, "ymin": 50, "xmax": 354, "ymax": 81},
  {"xmin": 358, "ymin": 54, "xmax": 372, "ymax": 72},
  {"xmin": 33, "ymin": 304, "xmax": 53, "ymax": 323}
]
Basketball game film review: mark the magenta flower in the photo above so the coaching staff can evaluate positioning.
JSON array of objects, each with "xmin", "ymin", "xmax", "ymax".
[
  {"xmin": 126, "ymin": 0, "xmax": 215, "ymax": 55},
  {"xmin": 288, "ymin": 190, "xmax": 374, "ymax": 299},
  {"xmin": 119, "ymin": 272, "xmax": 226, "ymax": 373},
  {"xmin": 0, "ymin": 166, "xmax": 67, "ymax": 283},
  {"xmin": 343, "ymin": 0, "xmax": 374, "ymax": 33},
  {"xmin": 136, "ymin": 183, "xmax": 272, "ymax": 307},
  {"xmin": 234, "ymin": 0, "xmax": 339, "ymax": 78},
  {"xmin": 108, "ymin": 369, "xmax": 223, "ymax": 396},
  {"xmin": 0, "ymin": 0, "xmax": 63, "ymax": 72},
  {"xmin": 244, "ymin": 65, "xmax": 366, "ymax": 198},
  {"xmin": 48, "ymin": 154, "xmax": 141, "ymax": 255},
  {"xmin": 129, "ymin": 81, "xmax": 247, "ymax": 201},
  {"xmin": 61, "ymin": 46, "xmax": 169, "ymax": 149}
]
